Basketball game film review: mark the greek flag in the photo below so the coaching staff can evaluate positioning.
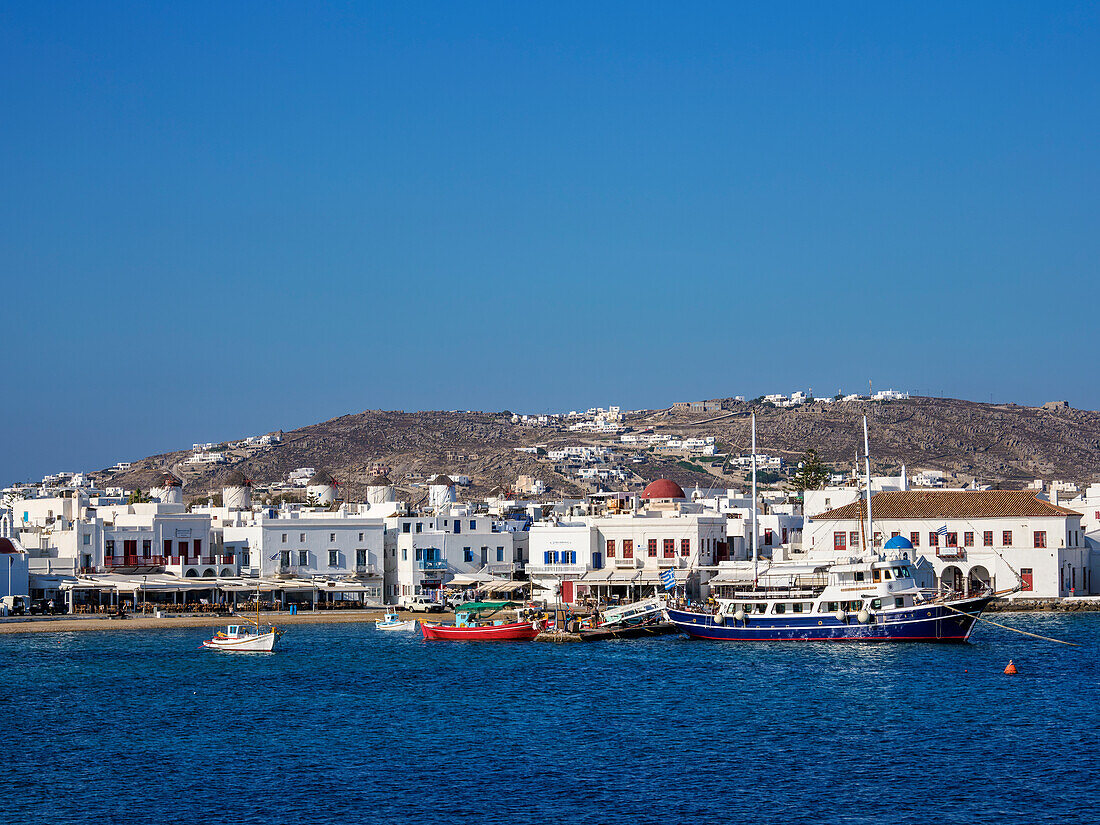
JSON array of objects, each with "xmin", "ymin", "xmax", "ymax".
[
  {"xmin": 936, "ymin": 525, "xmax": 949, "ymax": 536},
  {"xmin": 659, "ymin": 569, "xmax": 676, "ymax": 591},
  {"xmin": 269, "ymin": 552, "xmax": 281, "ymax": 561}
]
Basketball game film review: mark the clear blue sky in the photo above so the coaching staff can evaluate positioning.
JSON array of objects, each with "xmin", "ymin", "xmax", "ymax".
[{"xmin": 2, "ymin": 1, "xmax": 1098, "ymax": 485}]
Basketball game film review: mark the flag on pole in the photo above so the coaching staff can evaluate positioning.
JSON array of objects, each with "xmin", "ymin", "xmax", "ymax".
[
  {"xmin": 936, "ymin": 525, "xmax": 948, "ymax": 536},
  {"xmin": 269, "ymin": 552, "xmax": 280, "ymax": 561},
  {"xmin": 659, "ymin": 569, "xmax": 676, "ymax": 591}
]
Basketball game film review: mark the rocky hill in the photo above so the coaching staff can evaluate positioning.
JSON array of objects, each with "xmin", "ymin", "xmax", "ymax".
[{"xmin": 107, "ymin": 397, "xmax": 1100, "ymax": 503}]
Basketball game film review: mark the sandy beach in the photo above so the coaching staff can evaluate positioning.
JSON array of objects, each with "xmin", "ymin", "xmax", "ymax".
[{"xmin": 0, "ymin": 609, "xmax": 448, "ymax": 635}]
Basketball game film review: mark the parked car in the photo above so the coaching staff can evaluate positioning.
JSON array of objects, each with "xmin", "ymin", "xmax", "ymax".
[
  {"xmin": 0, "ymin": 595, "xmax": 28, "ymax": 616},
  {"xmin": 399, "ymin": 595, "xmax": 444, "ymax": 613},
  {"xmin": 30, "ymin": 598, "xmax": 61, "ymax": 615}
]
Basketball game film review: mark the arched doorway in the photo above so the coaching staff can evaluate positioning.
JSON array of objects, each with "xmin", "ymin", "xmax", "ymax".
[
  {"xmin": 940, "ymin": 565, "xmax": 963, "ymax": 594},
  {"xmin": 184, "ymin": 569, "xmax": 197, "ymax": 578},
  {"xmin": 968, "ymin": 565, "xmax": 992, "ymax": 594},
  {"xmin": 202, "ymin": 569, "xmax": 215, "ymax": 578}
]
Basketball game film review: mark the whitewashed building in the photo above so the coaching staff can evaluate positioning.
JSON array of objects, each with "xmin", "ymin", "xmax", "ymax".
[{"xmin": 805, "ymin": 490, "xmax": 1090, "ymax": 599}]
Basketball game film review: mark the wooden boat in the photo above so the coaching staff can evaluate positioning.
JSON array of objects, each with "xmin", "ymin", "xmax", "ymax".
[
  {"xmin": 203, "ymin": 585, "xmax": 284, "ymax": 652},
  {"xmin": 375, "ymin": 611, "xmax": 418, "ymax": 631},
  {"xmin": 420, "ymin": 601, "xmax": 542, "ymax": 641},
  {"xmin": 202, "ymin": 620, "xmax": 282, "ymax": 652}
]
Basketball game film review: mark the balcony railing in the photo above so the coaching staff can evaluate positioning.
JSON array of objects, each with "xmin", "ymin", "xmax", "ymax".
[
  {"xmin": 418, "ymin": 560, "xmax": 448, "ymax": 570},
  {"xmin": 936, "ymin": 548, "xmax": 965, "ymax": 560},
  {"xmin": 104, "ymin": 555, "xmax": 166, "ymax": 567}
]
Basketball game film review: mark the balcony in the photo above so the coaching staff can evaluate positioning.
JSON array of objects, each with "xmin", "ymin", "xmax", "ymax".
[
  {"xmin": 104, "ymin": 555, "xmax": 166, "ymax": 568},
  {"xmin": 936, "ymin": 547, "xmax": 965, "ymax": 561},
  {"xmin": 418, "ymin": 560, "xmax": 448, "ymax": 571},
  {"xmin": 540, "ymin": 564, "xmax": 581, "ymax": 575},
  {"xmin": 613, "ymin": 556, "xmax": 639, "ymax": 568}
]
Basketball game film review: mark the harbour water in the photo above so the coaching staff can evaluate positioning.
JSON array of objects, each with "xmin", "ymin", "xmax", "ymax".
[{"xmin": 2, "ymin": 615, "xmax": 1098, "ymax": 823}]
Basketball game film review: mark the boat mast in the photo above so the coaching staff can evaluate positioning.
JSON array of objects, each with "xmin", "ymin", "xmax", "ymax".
[
  {"xmin": 751, "ymin": 412, "xmax": 758, "ymax": 582},
  {"xmin": 863, "ymin": 415, "xmax": 873, "ymax": 556}
]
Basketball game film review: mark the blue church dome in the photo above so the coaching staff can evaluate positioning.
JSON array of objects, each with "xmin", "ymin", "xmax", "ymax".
[{"xmin": 884, "ymin": 535, "xmax": 914, "ymax": 550}]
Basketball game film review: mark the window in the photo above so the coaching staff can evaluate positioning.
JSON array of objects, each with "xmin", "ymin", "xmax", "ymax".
[
  {"xmin": 298, "ymin": 550, "xmax": 308, "ymax": 566},
  {"xmin": 774, "ymin": 603, "xmax": 786, "ymax": 614},
  {"xmin": 1020, "ymin": 567, "xmax": 1033, "ymax": 591},
  {"xmin": 606, "ymin": 540, "xmax": 616, "ymax": 558},
  {"xmin": 849, "ymin": 531, "xmax": 859, "ymax": 546},
  {"xmin": 946, "ymin": 532, "xmax": 958, "ymax": 548},
  {"xmin": 142, "ymin": 539, "xmax": 151, "ymax": 557},
  {"xmin": 470, "ymin": 520, "xmax": 476, "ymax": 531},
  {"xmin": 496, "ymin": 546, "xmax": 504, "ymax": 562},
  {"xmin": 544, "ymin": 551, "xmax": 552, "ymax": 564},
  {"xmin": 873, "ymin": 532, "xmax": 882, "ymax": 547},
  {"xmin": 648, "ymin": 539, "xmax": 658, "ymax": 557},
  {"xmin": 480, "ymin": 547, "xmax": 488, "ymax": 565},
  {"xmin": 983, "ymin": 530, "xmax": 993, "ymax": 547},
  {"xmin": 241, "ymin": 550, "xmax": 250, "ymax": 566},
  {"xmin": 681, "ymin": 539, "xmax": 690, "ymax": 557},
  {"xmin": 358, "ymin": 533, "xmax": 364, "ymax": 541},
  {"xmin": 402, "ymin": 523, "xmax": 411, "ymax": 533},
  {"xmin": 415, "ymin": 548, "xmax": 422, "ymax": 561},
  {"xmin": 623, "ymin": 540, "xmax": 633, "ymax": 559},
  {"xmin": 964, "ymin": 532, "xmax": 974, "ymax": 547},
  {"xmin": 855, "ymin": 571, "xmax": 865, "ymax": 582},
  {"xmin": 356, "ymin": 549, "xmax": 367, "ymax": 566},
  {"xmin": 280, "ymin": 551, "xmax": 290, "ymax": 567},
  {"xmin": 895, "ymin": 597, "xmax": 905, "ymax": 608},
  {"xmin": 891, "ymin": 531, "xmax": 900, "ymax": 538},
  {"xmin": 401, "ymin": 549, "xmax": 407, "ymax": 561},
  {"xmin": 328, "ymin": 550, "xmax": 338, "ymax": 567},
  {"xmin": 929, "ymin": 532, "xmax": 939, "ymax": 547},
  {"xmin": 833, "ymin": 532, "xmax": 847, "ymax": 550},
  {"xmin": 164, "ymin": 540, "xmax": 172, "ymax": 556},
  {"xmin": 83, "ymin": 533, "xmax": 90, "ymax": 545},
  {"xmin": 416, "ymin": 523, "xmax": 422, "ymax": 533},
  {"xmin": 910, "ymin": 532, "xmax": 920, "ymax": 547},
  {"xmin": 281, "ymin": 533, "xmax": 287, "ymax": 543},
  {"xmin": 782, "ymin": 527, "xmax": 789, "ymax": 544},
  {"xmin": 105, "ymin": 540, "xmax": 115, "ymax": 556},
  {"xmin": 592, "ymin": 552, "xmax": 602, "ymax": 569},
  {"xmin": 454, "ymin": 521, "xmax": 461, "ymax": 534},
  {"xmin": 1002, "ymin": 530, "xmax": 1012, "ymax": 546},
  {"xmin": 464, "ymin": 548, "xmax": 473, "ymax": 563},
  {"xmin": 194, "ymin": 540, "xmax": 202, "ymax": 557},
  {"xmin": 329, "ymin": 533, "xmax": 335, "ymax": 542},
  {"xmin": 663, "ymin": 539, "xmax": 675, "ymax": 558},
  {"xmin": 1034, "ymin": 531, "xmax": 1046, "ymax": 548},
  {"xmin": 764, "ymin": 529, "xmax": 773, "ymax": 546}
]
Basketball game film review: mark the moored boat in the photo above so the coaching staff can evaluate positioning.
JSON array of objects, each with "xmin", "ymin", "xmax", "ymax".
[
  {"xmin": 420, "ymin": 601, "xmax": 543, "ymax": 641},
  {"xmin": 202, "ymin": 621, "xmax": 282, "ymax": 652},
  {"xmin": 666, "ymin": 557, "xmax": 999, "ymax": 642},
  {"xmin": 375, "ymin": 611, "xmax": 418, "ymax": 631}
]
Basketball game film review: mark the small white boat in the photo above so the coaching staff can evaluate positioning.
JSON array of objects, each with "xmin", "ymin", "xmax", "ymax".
[
  {"xmin": 375, "ymin": 611, "xmax": 418, "ymax": 631},
  {"xmin": 203, "ymin": 622, "xmax": 282, "ymax": 652}
]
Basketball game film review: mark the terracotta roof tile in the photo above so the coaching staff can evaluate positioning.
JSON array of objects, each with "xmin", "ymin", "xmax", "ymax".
[{"xmin": 812, "ymin": 490, "xmax": 1080, "ymax": 521}]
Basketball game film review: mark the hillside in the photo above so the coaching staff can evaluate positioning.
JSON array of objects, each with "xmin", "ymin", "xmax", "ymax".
[{"xmin": 108, "ymin": 397, "xmax": 1100, "ymax": 503}]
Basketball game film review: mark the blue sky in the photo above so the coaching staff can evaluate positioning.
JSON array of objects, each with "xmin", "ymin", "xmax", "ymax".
[{"xmin": 2, "ymin": 1, "xmax": 1098, "ymax": 485}]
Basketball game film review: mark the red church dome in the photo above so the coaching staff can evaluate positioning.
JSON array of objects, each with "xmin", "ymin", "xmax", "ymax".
[{"xmin": 642, "ymin": 479, "xmax": 686, "ymax": 500}]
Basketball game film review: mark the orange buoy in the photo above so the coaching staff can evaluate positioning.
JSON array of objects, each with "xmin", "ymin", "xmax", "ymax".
[{"xmin": 1004, "ymin": 660, "xmax": 1018, "ymax": 675}]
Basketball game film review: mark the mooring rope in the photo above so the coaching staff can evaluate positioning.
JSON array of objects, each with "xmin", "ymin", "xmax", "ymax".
[{"xmin": 942, "ymin": 603, "xmax": 1080, "ymax": 647}]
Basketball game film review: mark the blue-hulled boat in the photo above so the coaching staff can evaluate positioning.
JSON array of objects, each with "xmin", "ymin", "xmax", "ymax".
[
  {"xmin": 666, "ymin": 414, "xmax": 1003, "ymax": 642},
  {"xmin": 666, "ymin": 556, "xmax": 997, "ymax": 642}
]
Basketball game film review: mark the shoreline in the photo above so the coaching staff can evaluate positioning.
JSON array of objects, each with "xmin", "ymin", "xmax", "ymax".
[
  {"xmin": 2, "ymin": 598, "xmax": 1099, "ymax": 634},
  {"xmin": 0, "ymin": 608, "xmax": 451, "ymax": 635}
]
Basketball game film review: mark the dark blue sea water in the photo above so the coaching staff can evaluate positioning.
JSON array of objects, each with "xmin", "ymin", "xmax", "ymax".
[{"xmin": 1, "ymin": 615, "xmax": 1098, "ymax": 824}]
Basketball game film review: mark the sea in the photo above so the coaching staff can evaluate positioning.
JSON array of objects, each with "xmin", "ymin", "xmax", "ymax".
[{"xmin": 1, "ymin": 614, "xmax": 1098, "ymax": 824}]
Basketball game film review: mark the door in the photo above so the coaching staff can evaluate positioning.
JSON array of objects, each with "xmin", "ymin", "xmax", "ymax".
[
  {"xmin": 1021, "ymin": 568, "xmax": 1033, "ymax": 592},
  {"xmin": 561, "ymin": 580, "xmax": 574, "ymax": 604}
]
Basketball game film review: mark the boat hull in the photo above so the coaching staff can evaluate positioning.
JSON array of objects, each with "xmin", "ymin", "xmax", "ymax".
[
  {"xmin": 376, "ymin": 620, "xmax": 418, "ymax": 631},
  {"xmin": 420, "ymin": 621, "xmax": 540, "ymax": 641},
  {"xmin": 666, "ymin": 595, "xmax": 994, "ymax": 642},
  {"xmin": 202, "ymin": 631, "xmax": 279, "ymax": 652}
]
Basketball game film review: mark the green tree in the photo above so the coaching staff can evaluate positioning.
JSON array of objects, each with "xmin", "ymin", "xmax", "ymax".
[{"xmin": 792, "ymin": 449, "xmax": 831, "ymax": 492}]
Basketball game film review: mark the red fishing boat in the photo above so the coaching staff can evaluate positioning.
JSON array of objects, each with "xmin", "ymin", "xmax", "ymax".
[{"xmin": 420, "ymin": 601, "xmax": 543, "ymax": 641}]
